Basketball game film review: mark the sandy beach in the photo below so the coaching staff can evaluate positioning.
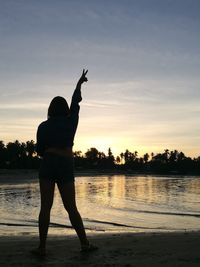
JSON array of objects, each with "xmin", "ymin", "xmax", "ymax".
[{"xmin": 0, "ymin": 232, "xmax": 200, "ymax": 266}]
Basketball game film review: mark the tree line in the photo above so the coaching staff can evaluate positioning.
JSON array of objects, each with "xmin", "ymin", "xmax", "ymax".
[{"xmin": 0, "ymin": 140, "xmax": 200, "ymax": 174}]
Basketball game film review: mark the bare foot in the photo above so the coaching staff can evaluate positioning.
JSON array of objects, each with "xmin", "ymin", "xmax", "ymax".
[
  {"xmin": 80, "ymin": 243, "xmax": 98, "ymax": 253},
  {"xmin": 30, "ymin": 247, "xmax": 46, "ymax": 257}
]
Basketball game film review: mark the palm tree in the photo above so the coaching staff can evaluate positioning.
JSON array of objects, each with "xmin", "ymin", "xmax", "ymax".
[
  {"xmin": 73, "ymin": 150, "xmax": 83, "ymax": 158},
  {"xmin": 143, "ymin": 153, "xmax": 149, "ymax": 163},
  {"xmin": 163, "ymin": 149, "xmax": 170, "ymax": 163},
  {"xmin": 0, "ymin": 141, "xmax": 6, "ymax": 167},
  {"xmin": 26, "ymin": 140, "xmax": 35, "ymax": 158},
  {"xmin": 120, "ymin": 152, "xmax": 124, "ymax": 164},
  {"xmin": 177, "ymin": 151, "xmax": 186, "ymax": 162},
  {"xmin": 115, "ymin": 156, "xmax": 121, "ymax": 164},
  {"xmin": 6, "ymin": 140, "xmax": 22, "ymax": 168},
  {"xmin": 169, "ymin": 150, "xmax": 178, "ymax": 163},
  {"xmin": 85, "ymin": 148, "xmax": 99, "ymax": 161},
  {"xmin": 107, "ymin": 147, "xmax": 115, "ymax": 168}
]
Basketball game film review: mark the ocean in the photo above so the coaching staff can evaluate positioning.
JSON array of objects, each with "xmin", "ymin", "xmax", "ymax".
[{"xmin": 0, "ymin": 175, "xmax": 200, "ymax": 236}]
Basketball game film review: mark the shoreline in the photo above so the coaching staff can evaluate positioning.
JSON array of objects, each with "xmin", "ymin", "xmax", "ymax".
[
  {"xmin": 0, "ymin": 168, "xmax": 200, "ymax": 179},
  {"xmin": 0, "ymin": 169, "xmax": 199, "ymax": 186},
  {"xmin": 0, "ymin": 170, "xmax": 199, "ymax": 186},
  {"xmin": 0, "ymin": 232, "xmax": 200, "ymax": 266}
]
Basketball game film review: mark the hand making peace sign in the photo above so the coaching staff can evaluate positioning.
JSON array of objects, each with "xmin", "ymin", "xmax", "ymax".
[{"xmin": 78, "ymin": 69, "xmax": 88, "ymax": 84}]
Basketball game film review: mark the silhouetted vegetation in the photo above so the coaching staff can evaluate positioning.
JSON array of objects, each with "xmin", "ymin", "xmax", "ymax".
[{"xmin": 0, "ymin": 140, "xmax": 200, "ymax": 175}]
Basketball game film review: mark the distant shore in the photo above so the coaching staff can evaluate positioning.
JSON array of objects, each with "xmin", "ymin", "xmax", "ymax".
[
  {"xmin": 0, "ymin": 232, "xmax": 200, "ymax": 266},
  {"xmin": 0, "ymin": 169, "xmax": 200, "ymax": 184}
]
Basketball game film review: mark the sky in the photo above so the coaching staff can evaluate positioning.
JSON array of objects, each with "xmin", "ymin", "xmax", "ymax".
[{"xmin": 0, "ymin": 0, "xmax": 200, "ymax": 157}]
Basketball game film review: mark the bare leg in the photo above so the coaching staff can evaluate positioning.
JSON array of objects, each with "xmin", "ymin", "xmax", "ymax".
[
  {"xmin": 57, "ymin": 181, "xmax": 88, "ymax": 246},
  {"xmin": 38, "ymin": 179, "xmax": 55, "ymax": 250}
]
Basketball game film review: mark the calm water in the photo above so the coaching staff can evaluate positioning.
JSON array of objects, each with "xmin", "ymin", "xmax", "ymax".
[{"xmin": 0, "ymin": 175, "xmax": 200, "ymax": 236}]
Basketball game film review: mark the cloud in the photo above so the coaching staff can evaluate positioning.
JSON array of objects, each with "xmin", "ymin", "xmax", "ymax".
[{"xmin": 0, "ymin": 0, "xmax": 200, "ymax": 156}]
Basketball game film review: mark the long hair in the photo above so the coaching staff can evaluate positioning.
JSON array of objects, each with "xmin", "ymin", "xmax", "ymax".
[{"xmin": 48, "ymin": 96, "xmax": 70, "ymax": 119}]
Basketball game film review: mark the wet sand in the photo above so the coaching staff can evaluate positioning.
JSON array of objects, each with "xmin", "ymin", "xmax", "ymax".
[{"xmin": 0, "ymin": 232, "xmax": 200, "ymax": 266}]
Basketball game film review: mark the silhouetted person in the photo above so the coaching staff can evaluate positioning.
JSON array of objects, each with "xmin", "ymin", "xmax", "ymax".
[{"xmin": 32, "ymin": 70, "xmax": 97, "ymax": 256}]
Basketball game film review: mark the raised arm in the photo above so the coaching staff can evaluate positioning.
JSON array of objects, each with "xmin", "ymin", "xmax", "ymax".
[{"xmin": 70, "ymin": 69, "xmax": 88, "ymax": 115}]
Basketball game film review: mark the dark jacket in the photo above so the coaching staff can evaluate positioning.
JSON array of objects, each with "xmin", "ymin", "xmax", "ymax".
[{"xmin": 36, "ymin": 88, "xmax": 82, "ymax": 157}]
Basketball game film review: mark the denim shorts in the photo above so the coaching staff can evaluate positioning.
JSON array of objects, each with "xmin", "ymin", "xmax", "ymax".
[{"xmin": 39, "ymin": 152, "xmax": 75, "ymax": 183}]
